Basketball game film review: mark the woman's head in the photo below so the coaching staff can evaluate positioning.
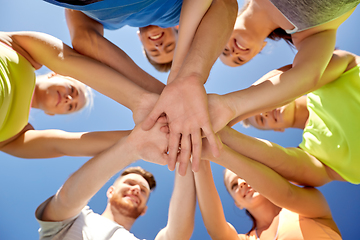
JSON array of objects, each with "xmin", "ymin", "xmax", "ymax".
[
  {"xmin": 243, "ymin": 101, "xmax": 296, "ymax": 132},
  {"xmin": 138, "ymin": 25, "xmax": 178, "ymax": 72},
  {"xmin": 34, "ymin": 72, "xmax": 93, "ymax": 115},
  {"xmin": 220, "ymin": 0, "xmax": 292, "ymax": 67},
  {"xmin": 224, "ymin": 169, "xmax": 264, "ymax": 210}
]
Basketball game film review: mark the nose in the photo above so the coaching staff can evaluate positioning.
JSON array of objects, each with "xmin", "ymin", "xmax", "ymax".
[
  {"xmin": 131, "ymin": 185, "xmax": 141, "ymax": 195},
  {"xmin": 239, "ymin": 181, "xmax": 247, "ymax": 188},
  {"xmin": 155, "ymin": 41, "xmax": 163, "ymax": 47},
  {"xmin": 64, "ymin": 94, "xmax": 73, "ymax": 103}
]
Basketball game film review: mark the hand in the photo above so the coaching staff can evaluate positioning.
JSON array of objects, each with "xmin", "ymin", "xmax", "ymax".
[
  {"xmin": 207, "ymin": 93, "xmax": 236, "ymax": 133},
  {"xmin": 127, "ymin": 118, "xmax": 169, "ymax": 166},
  {"xmin": 132, "ymin": 92, "xmax": 160, "ymax": 125},
  {"xmin": 142, "ymin": 75, "xmax": 221, "ymax": 175}
]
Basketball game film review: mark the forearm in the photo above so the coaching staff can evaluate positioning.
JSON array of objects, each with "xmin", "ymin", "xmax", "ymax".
[
  {"xmin": 10, "ymin": 31, "xmax": 150, "ymax": 111},
  {"xmin": 43, "ymin": 137, "xmax": 135, "ymax": 221},
  {"xmin": 209, "ymin": 143, "xmax": 332, "ymax": 219},
  {"xmin": 65, "ymin": 9, "xmax": 165, "ymax": 94},
  {"xmin": 1, "ymin": 129, "xmax": 131, "ymax": 159},
  {"xmin": 194, "ymin": 160, "xmax": 238, "ymax": 240},
  {"xmin": 156, "ymin": 164, "xmax": 196, "ymax": 240},
  {"xmin": 171, "ymin": 0, "xmax": 237, "ymax": 83}
]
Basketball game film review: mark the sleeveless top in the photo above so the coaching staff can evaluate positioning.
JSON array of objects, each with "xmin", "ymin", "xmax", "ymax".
[
  {"xmin": 0, "ymin": 42, "xmax": 35, "ymax": 142},
  {"xmin": 299, "ymin": 64, "xmax": 360, "ymax": 184}
]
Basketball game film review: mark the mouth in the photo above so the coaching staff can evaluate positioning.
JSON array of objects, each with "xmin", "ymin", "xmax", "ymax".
[
  {"xmin": 56, "ymin": 91, "xmax": 61, "ymax": 106},
  {"xmin": 149, "ymin": 32, "xmax": 164, "ymax": 41},
  {"xmin": 234, "ymin": 38, "xmax": 249, "ymax": 52},
  {"xmin": 124, "ymin": 195, "xmax": 140, "ymax": 205},
  {"xmin": 242, "ymin": 187, "xmax": 254, "ymax": 198}
]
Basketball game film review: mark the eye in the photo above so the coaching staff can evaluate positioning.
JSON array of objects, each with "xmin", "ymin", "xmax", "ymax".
[
  {"xmin": 71, "ymin": 85, "xmax": 74, "ymax": 93},
  {"xmin": 231, "ymin": 182, "xmax": 238, "ymax": 190},
  {"xmin": 68, "ymin": 104, "xmax": 73, "ymax": 111},
  {"xmin": 237, "ymin": 57, "xmax": 244, "ymax": 63}
]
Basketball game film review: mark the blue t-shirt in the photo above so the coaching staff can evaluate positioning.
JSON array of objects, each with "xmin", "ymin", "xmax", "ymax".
[{"xmin": 43, "ymin": 0, "xmax": 182, "ymax": 29}]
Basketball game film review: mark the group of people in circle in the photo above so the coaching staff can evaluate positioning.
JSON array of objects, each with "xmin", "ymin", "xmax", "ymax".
[{"xmin": 1, "ymin": 0, "xmax": 359, "ymax": 239}]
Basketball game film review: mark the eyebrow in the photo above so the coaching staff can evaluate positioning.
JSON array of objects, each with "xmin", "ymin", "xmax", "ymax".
[
  {"xmin": 165, "ymin": 43, "xmax": 175, "ymax": 54},
  {"xmin": 149, "ymin": 49, "xmax": 160, "ymax": 57},
  {"xmin": 233, "ymin": 59, "xmax": 241, "ymax": 65}
]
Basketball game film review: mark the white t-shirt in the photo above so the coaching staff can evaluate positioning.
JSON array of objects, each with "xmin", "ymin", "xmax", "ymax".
[{"xmin": 36, "ymin": 197, "xmax": 141, "ymax": 240}]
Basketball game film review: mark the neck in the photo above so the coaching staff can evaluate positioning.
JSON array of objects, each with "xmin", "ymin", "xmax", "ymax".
[
  {"xmin": 101, "ymin": 204, "xmax": 136, "ymax": 231},
  {"xmin": 248, "ymin": 201, "xmax": 281, "ymax": 231},
  {"xmin": 237, "ymin": 0, "xmax": 279, "ymax": 41},
  {"xmin": 292, "ymin": 96, "xmax": 309, "ymax": 129}
]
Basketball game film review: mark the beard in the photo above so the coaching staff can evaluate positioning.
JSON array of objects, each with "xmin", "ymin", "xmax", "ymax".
[{"xmin": 109, "ymin": 193, "xmax": 145, "ymax": 219}]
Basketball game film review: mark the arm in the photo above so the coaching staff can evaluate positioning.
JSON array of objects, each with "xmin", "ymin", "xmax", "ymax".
[
  {"xmin": 41, "ymin": 121, "xmax": 169, "ymax": 222},
  {"xmin": 0, "ymin": 128, "xmax": 131, "ymax": 159},
  {"xmin": 210, "ymin": 49, "xmax": 353, "ymax": 129},
  {"xmin": 4, "ymin": 31, "xmax": 158, "ymax": 123},
  {"xmin": 201, "ymin": 136, "xmax": 334, "ymax": 221},
  {"xmin": 65, "ymin": 9, "xmax": 165, "ymax": 95},
  {"xmin": 217, "ymin": 126, "xmax": 330, "ymax": 187},
  {"xmin": 143, "ymin": 0, "xmax": 238, "ymax": 175},
  {"xmin": 194, "ymin": 160, "xmax": 240, "ymax": 240},
  {"xmin": 155, "ymin": 163, "xmax": 196, "ymax": 240}
]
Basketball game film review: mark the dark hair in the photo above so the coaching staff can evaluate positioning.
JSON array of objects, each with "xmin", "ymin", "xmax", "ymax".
[
  {"xmin": 118, "ymin": 166, "xmax": 156, "ymax": 190},
  {"xmin": 223, "ymin": 169, "xmax": 257, "ymax": 236},
  {"xmin": 145, "ymin": 51, "xmax": 173, "ymax": 72}
]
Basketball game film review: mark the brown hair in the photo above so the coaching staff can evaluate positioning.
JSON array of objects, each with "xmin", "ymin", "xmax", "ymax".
[
  {"xmin": 145, "ymin": 51, "xmax": 173, "ymax": 72},
  {"xmin": 116, "ymin": 166, "xmax": 156, "ymax": 190}
]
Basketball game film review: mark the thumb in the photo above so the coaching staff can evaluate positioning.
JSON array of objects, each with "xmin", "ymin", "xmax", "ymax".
[{"xmin": 141, "ymin": 105, "xmax": 164, "ymax": 131}]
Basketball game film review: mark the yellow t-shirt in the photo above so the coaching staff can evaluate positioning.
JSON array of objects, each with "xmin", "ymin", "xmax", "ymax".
[
  {"xmin": 0, "ymin": 42, "xmax": 35, "ymax": 142},
  {"xmin": 299, "ymin": 64, "xmax": 360, "ymax": 184}
]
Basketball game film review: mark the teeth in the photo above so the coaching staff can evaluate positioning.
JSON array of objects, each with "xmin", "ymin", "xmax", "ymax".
[
  {"xmin": 236, "ymin": 40, "xmax": 247, "ymax": 50},
  {"xmin": 149, "ymin": 33, "xmax": 162, "ymax": 40}
]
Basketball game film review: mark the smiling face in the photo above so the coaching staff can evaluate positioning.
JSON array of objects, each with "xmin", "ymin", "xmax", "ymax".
[
  {"xmin": 35, "ymin": 74, "xmax": 87, "ymax": 115},
  {"xmin": 109, "ymin": 173, "xmax": 150, "ymax": 219},
  {"xmin": 224, "ymin": 169, "xmax": 264, "ymax": 210},
  {"xmin": 138, "ymin": 25, "xmax": 178, "ymax": 64},
  {"xmin": 246, "ymin": 101, "xmax": 296, "ymax": 131},
  {"xmin": 220, "ymin": 28, "xmax": 267, "ymax": 67}
]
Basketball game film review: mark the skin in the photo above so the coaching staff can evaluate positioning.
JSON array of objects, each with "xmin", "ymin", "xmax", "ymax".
[
  {"xmin": 194, "ymin": 138, "xmax": 341, "ymax": 240},
  {"xmin": 138, "ymin": 25, "xmax": 178, "ymax": 64},
  {"xmin": 32, "ymin": 73, "xmax": 87, "ymax": 115},
  {"xmin": 0, "ymin": 31, "xmax": 159, "ymax": 159},
  {"xmin": 39, "ymin": 122, "xmax": 195, "ymax": 239}
]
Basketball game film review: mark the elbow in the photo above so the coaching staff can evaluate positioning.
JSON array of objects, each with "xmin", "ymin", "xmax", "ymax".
[{"xmin": 70, "ymin": 28, "xmax": 101, "ymax": 57}]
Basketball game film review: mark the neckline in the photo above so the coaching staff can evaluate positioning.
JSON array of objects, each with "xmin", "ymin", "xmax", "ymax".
[{"xmin": 254, "ymin": 212, "xmax": 281, "ymax": 240}]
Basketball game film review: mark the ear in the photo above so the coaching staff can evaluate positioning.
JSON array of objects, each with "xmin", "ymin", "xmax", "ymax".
[
  {"xmin": 137, "ymin": 30, "xmax": 141, "ymax": 40},
  {"xmin": 47, "ymin": 72, "xmax": 58, "ymax": 79},
  {"xmin": 44, "ymin": 112, "xmax": 55, "ymax": 116},
  {"xmin": 261, "ymin": 41, "xmax": 267, "ymax": 51},
  {"xmin": 106, "ymin": 186, "xmax": 115, "ymax": 199},
  {"xmin": 140, "ymin": 206, "xmax": 148, "ymax": 216}
]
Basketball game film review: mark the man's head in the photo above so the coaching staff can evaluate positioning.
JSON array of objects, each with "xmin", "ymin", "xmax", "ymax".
[
  {"xmin": 138, "ymin": 25, "xmax": 178, "ymax": 72},
  {"xmin": 107, "ymin": 167, "xmax": 156, "ymax": 219}
]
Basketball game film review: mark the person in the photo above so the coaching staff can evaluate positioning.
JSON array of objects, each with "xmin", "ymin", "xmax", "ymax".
[
  {"xmin": 194, "ymin": 156, "xmax": 341, "ymax": 240},
  {"xmin": 0, "ymin": 31, "xmax": 160, "ymax": 159},
  {"xmin": 206, "ymin": 49, "xmax": 360, "ymax": 186},
  {"xmin": 43, "ymin": 0, "xmax": 238, "ymax": 175},
  {"xmin": 36, "ymin": 120, "xmax": 196, "ymax": 240},
  {"xmin": 215, "ymin": 0, "xmax": 359, "ymax": 148}
]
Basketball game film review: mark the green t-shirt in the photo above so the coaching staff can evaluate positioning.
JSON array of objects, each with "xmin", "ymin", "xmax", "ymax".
[{"xmin": 299, "ymin": 64, "xmax": 360, "ymax": 184}]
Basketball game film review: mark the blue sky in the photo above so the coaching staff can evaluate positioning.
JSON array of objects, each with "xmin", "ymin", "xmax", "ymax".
[{"xmin": 1, "ymin": 1, "xmax": 360, "ymax": 239}]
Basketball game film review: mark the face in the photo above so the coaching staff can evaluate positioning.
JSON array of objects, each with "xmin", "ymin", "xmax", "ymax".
[
  {"xmin": 224, "ymin": 170, "xmax": 263, "ymax": 209},
  {"xmin": 36, "ymin": 74, "xmax": 87, "ymax": 115},
  {"xmin": 109, "ymin": 173, "xmax": 150, "ymax": 219},
  {"xmin": 220, "ymin": 27, "xmax": 266, "ymax": 67},
  {"xmin": 246, "ymin": 101, "xmax": 296, "ymax": 131},
  {"xmin": 138, "ymin": 25, "xmax": 178, "ymax": 64}
]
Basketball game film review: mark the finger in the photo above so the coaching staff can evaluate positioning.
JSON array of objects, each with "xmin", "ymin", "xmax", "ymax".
[
  {"xmin": 141, "ymin": 104, "xmax": 164, "ymax": 131},
  {"xmin": 160, "ymin": 125, "xmax": 169, "ymax": 133},
  {"xmin": 178, "ymin": 134, "xmax": 191, "ymax": 176},
  {"xmin": 167, "ymin": 132, "xmax": 181, "ymax": 171},
  {"xmin": 190, "ymin": 129, "xmax": 202, "ymax": 172},
  {"xmin": 157, "ymin": 115, "xmax": 168, "ymax": 124},
  {"xmin": 202, "ymin": 126, "xmax": 221, "ymax": 158}
]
